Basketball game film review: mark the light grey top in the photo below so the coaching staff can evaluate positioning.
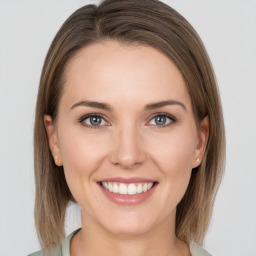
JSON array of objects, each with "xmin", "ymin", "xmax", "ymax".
[{"xmin": 28, "ymin": 229, "xmax": 212, "ymax": 256}]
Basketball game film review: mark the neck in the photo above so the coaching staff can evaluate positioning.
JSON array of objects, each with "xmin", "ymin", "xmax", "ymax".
[{"xmin": 70, "ymin": 209, "xmax": 190, "ymax": 256}]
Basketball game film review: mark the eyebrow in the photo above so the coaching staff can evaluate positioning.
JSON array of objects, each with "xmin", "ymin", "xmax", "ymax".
[
  {"xmin": 144, "ymin": 100, "xmax": 186, "ymax": 111},
  {"xmin": 70, "ymin": 101, "xmax": 113, "ymax": 111},
  {"xmin": 70, "ymin": 100, "xmax": 186, "ymax": 111}
]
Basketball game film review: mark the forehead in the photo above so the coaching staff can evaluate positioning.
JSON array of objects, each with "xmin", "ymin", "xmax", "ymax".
[{"xmin": 61, "ymin": 41, "xmax": 192, "ymax": 112}]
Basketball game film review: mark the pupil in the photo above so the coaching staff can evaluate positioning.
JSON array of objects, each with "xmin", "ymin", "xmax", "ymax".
[
  {"xmin": 90, "ymin": 116, "xmax": 101, "ymax": 126},
  {"xmin": 155, "ymin": 116, "xmax": 166, "ymax": 125}
]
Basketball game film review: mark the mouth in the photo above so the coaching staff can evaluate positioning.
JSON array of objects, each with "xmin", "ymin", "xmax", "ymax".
[
  {"xmin": 97, "ymin": 180, "xmax": 158, "ymax": 196},
  {"xmin": 97, "ymin": 177, "xmax": 159, "ymax": 205}
]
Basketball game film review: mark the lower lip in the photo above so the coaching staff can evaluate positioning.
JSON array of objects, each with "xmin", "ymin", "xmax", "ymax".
[{"xmin": 98, "ymin": 183, "xmax": 158, "ymax": 206}]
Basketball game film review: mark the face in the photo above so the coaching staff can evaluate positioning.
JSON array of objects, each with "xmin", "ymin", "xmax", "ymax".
[{"xmin": 45, "ymin": 41, "xmax": 208, "ymax": 236}]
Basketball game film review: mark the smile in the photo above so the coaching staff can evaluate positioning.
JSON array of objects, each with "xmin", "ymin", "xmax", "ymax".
[
  {"xmin": 100, "ymin": 181, "xmax": 154, "ymax": 195},
  {"xmin": 98, "ymin": 178, "xmax": 158, "ymax": 205}
]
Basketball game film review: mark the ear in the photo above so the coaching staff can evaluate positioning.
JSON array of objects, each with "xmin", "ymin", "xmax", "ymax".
[
  {"xmin": 192, "ymin": 116, "xmax": 209, "ymax": 168},
  {"xmin": 44, "ymin": 115, "xmax": 63, "ymax": 166}
]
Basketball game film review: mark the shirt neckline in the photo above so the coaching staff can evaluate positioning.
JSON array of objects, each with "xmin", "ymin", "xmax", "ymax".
[
  {"xmin": 62, "ymin": 228, "xmax": 81, "ymax": 256},
  {"xmin": 61, "ymin": 228, "xmax": 211, "ymax": 256}
]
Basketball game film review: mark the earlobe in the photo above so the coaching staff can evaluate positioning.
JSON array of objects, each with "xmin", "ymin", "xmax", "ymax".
[
  {"xmin": 44, "ymin": 115, "xmax": 63, "ymax": 166},
  {"xmin": 193, "ymin": 116, "xmax": 209, "ymax": 168}
]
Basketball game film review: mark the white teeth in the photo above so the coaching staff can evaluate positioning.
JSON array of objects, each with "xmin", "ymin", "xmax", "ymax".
[
  {"xmin": 101, "ymin": 182, "xmax": 154, "ymax": 195},
  {"xmin": 119, "ymin": 183, "xmax": 127, "ymax": 194},
  {"xmin": 102, "ymin": 182, "xmax": 108, "ymax": 189},
  {"xmin": 147, "ymin": 183, "xmax": 153, "ymax": 190},
  {"xmin": 113, "ymin": 183, "xmax": 119, "ymax": 193},
  {"xmin": 127, "ymin": 184, "xmax": 136, "ymax": 195},
  {"xmin": 136, "ymin": 184, "xmax": 143, "ymax": 194}
]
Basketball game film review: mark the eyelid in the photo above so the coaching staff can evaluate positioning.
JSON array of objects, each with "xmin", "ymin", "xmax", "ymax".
[
  {"xmin": 79, "ymin": 113, "xmax": 110, "ymax": 129},
  {"xmin": 146, "ymin": 112, "xmax": 177, "ymax": 127},
  {"xmin": 78, "ymin": 112, "xmax": 177, "ymax": 129},
  {"xmin": 149, "ymin": 112, "xmax": 177, "ymax": 120}
]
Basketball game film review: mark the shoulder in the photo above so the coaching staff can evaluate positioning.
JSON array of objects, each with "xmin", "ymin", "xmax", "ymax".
[
  {"xmin": 27, "ymin": 245, "xmax": 62, "ymax": 256},
  {"xmin": 189, "ymin": 242, "xmax": 212, "ymax": 256},
  {"xmin": 28, "ymin": 228, "xmax": 81, "ymax": 256}
]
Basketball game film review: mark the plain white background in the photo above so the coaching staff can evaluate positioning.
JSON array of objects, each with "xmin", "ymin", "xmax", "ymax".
[{"xmin": 0, "ymin": 0, "xmax": 255, "ymax": 255}]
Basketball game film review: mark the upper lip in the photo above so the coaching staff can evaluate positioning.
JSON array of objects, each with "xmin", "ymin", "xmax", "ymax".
[{"xmin": 99, "ymin": 177, "xmax": 157, "ymax": 184}]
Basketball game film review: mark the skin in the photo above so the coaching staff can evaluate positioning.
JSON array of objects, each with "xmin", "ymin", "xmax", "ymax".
[{"xmin": 44, "ymin": 41, "xmax": 209, "ymax": 256}]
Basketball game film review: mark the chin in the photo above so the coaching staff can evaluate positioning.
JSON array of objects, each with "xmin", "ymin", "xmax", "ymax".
[{"xmin": 101, "ymin": 215, "xmax": 156, "ymax": 236}]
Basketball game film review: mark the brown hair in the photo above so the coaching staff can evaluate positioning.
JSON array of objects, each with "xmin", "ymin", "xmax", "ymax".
[{"xmin": 34, "ymin": 0, "xmax": 225, "ymax": 251}]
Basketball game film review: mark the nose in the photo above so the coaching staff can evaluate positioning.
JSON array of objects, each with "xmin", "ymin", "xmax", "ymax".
[{"xmin": 109, "ymin": 125, "xmax": 146, "ymax": 169}]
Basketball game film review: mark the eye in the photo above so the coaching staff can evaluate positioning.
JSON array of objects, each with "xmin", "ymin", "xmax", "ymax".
[
  {"xmin": 148, "ymin": 113, "xmax": 176, "ymax": 127},
  {"xmin": 79, "ymin": 114, "xmax": 108, "ymax": 128}
]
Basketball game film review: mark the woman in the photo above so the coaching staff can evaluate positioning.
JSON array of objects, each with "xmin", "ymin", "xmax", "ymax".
[{"xmin": 29, "ymin": 0, "xmax": 225, "ymax": 255}]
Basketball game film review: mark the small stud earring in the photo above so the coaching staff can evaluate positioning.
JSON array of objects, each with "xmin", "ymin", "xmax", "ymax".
[
  {"xmin": 53, "ymin": 155, "xmax": 58, "ymax": 160},
  {"xmin": 196, "ymin": 157, "xmax": 200, "ymax": 162}
]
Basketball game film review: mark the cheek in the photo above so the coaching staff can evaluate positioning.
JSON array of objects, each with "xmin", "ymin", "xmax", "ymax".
[
  {"xmin": 149, "ymin": 127, "xmax": 196, "ymax": 170},
  {"xmin": 59, "ymin": 123, "xmax": 110, "ymax": 170},
  {"xmin": 57, "ymin": 127, "xmax": 109, "ymax": 202},
  {"xmin": 148, "ymin": 127, "xmax": 197, "ymax": 193}
]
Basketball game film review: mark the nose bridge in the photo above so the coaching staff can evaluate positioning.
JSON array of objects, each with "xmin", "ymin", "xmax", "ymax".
[{"xmin": 110, "ymin": 121, "xmax": 146, "ymax": 169}]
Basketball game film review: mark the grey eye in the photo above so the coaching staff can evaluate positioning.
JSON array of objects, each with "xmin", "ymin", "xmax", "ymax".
[
  {"xmin": 83, "ymin": 115, "xmax": 107, "ymax": 127},
  {"xmin": 155, "ymin": 116, "xmax": 167, "ymax": 125},
  {"xmin": 149, "ymin": 115, "xmax": 174, "ymax": 126}
]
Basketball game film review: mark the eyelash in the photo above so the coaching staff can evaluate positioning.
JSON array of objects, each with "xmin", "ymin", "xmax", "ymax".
[{"xmin": 78, "ymin": 112, "xmax": 177, "ymax": 129}]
